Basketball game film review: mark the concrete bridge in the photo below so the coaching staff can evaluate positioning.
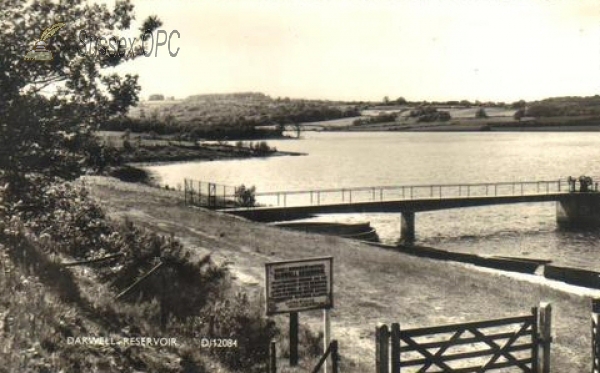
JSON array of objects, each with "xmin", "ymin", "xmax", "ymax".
[{"xmin": 221, "ymin": 178, "xmax": 600, "ymax": 244}]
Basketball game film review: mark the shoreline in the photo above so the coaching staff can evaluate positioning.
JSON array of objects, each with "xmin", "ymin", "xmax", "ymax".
[
  {"xmin": 368, "ymin": 241, "xmax": 600, "ymax": 294},
  {"xmin": 310, "ymin": 115, "xmax": 600, "ymax": 132},
  {"xmin": 127, "ymin": 149, "xmax": 306, "ymax": 167},
  {"xmin": 321, "ymin": 123, "xmax": 600, "ymax": 132}
]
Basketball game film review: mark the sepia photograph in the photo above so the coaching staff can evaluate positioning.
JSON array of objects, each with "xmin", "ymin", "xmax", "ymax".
[{"xmin": 3, "ymin": 0, "xmax": 600, "ymax": 372}]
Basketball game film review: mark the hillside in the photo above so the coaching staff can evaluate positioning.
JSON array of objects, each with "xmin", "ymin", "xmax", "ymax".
[
  {"xmin": 102, "ymin": 94, "xmax": 600, "ymax": 137},
  {"xmin": 102, "ymin": 93, "xmax": 360, "ymax": 140}
]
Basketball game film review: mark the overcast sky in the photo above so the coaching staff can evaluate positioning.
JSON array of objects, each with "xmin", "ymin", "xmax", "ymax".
[{"xmin": 110, "ymin": 0, "xmax": 600, "ymax": 102}]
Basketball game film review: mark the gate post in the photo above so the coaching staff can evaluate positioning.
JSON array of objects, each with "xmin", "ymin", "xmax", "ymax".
[
  {"xmin": 539, "ymin": 302, "xmax": 552, "ymax": 373},
  {"xmin": 376, "ymin": 324, "xmax": 390, "ymax": 373},
  {"xmin": 592, "ymin": 298, "xmax": 600, "ymax": 373},
  {"xmin": 391, "ymin": 323, "xmax": 400, "ymax": 373}
]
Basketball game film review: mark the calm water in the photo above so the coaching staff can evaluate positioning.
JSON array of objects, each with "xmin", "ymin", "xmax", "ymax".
[{"xmin": 146, "ymin": 132, "xmax": 600, "ymax": 271}]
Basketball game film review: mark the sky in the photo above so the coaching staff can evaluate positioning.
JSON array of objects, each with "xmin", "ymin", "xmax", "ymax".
[{"xmin": 107, "ymin": 0, "xmax": 600, "ymax": 102}]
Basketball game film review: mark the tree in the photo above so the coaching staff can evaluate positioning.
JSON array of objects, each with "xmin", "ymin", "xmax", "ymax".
[
  {"xmin": 475, "ymin": 107, "xmax": 488, "ymax": 118},
  {"xmin": 291, "ymin": 122, "xmax": 302, "ymax": 138},
  {"xmin": 514, "ymin": 108, "xmax": 525, "ymax": 121},
  {"xmin": 149, "ymin": 94, "xmax": 165, "ymax": 101},
  {"xmin": 0, "ymin": 0, "xmax": 161, "ymax": 215},
  {"xmin": 511, "ymin": 100, "xmax": 527, "ymax": 109}
]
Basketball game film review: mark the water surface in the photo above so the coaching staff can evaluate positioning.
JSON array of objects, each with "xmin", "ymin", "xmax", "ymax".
[{"xmin": 147, "ymin": 132, "xmax": 600, "ymax": 270}]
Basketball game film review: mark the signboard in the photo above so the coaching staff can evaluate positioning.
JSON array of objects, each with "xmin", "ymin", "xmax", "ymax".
[{"xmin": 265, "ymin": 257, "xmax": 333, "ymax": 315}]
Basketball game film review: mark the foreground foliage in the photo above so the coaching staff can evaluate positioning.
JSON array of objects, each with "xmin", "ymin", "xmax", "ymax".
[{"xmin": 1, "ymin": 181, "xmax": 281, "ymax": 372}]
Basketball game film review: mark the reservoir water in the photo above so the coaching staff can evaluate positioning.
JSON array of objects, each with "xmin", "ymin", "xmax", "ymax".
[{"xmin": 146, "ymin": 131, "xmax": 600, "ymax": 271}]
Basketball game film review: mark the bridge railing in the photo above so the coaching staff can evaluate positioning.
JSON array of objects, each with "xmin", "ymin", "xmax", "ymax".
[{"xmin": 253, "ymin": 179, "xmax": 574, "ymax": 208}]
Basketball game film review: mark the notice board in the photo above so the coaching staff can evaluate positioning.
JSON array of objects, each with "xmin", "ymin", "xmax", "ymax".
[{"xmin": 265, "ymin": 257, "xmax": 333, "ymax": 315}]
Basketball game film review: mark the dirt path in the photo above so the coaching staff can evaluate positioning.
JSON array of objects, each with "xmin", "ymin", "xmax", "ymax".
[{"xmin": 85, "ymin": 176, "xmax": 596, "ymax": 372}]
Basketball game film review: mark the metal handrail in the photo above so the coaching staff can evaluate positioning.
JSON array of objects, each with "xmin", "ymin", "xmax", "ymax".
[{"xmin": 254, "ymin": 179, "xmax": 567, "ymax": 196}]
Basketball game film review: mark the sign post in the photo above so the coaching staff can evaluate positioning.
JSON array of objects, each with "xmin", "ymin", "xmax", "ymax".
[
  {"xmin": 265, "ymin": 257, "xmax": 334, "ymax": 366},
  {"xmin": 324, "ymin": 309, "xmax": 331, "ymax": 373},
  {"xmin": 290, "ymin": 311, "xmax": 299, "ymax": 366}
]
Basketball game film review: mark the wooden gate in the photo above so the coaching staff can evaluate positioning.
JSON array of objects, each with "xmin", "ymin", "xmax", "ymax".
[{"xmin": 376, "ymin": 303, "xmax": 551, "ymax": 373}]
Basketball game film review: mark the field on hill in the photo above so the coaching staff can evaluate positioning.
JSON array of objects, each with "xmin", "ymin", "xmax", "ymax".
[{"xmin": 102, "ymin": 93, "xmax": 360, "ymax": 140}]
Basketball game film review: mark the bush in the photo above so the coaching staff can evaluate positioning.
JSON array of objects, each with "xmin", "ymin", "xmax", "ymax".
[
  {"xmin": 514, "ymin": 109, "xmax": 525, "ymax": 121},
  {"xmin": 256, "ymin": 141, "xmax": 273, "ymax": 154},
  {"xmin": 200, "ymin": 292, "xmax": 278, "ymax": 372},
  {"xmin": 122, "ymin": 139, "xmax": 134, "ymax": 152},
  {"xmin": 1, "ymin": 178, "xmax": 279, "ymax": 372},
  {"xmin": 24, "ymin": 182, "xmax": 116, "ymax": 258},
  {"xmin": 475, "ymin": 107, "xmax": 488, "ymax": 118},
  {"xmin": 235, "ymin": 185, "xmax": 256, "ymax": 207}
]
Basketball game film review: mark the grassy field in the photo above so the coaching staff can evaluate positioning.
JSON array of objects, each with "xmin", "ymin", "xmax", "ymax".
[{"xmin": 84, "ymin": 176, "xmax": 599, "ymax": 372}]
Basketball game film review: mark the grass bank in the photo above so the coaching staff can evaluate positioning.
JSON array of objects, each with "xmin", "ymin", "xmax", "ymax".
[{"xmin": 85, "ymin": 176, "xmax": 598, "ymax": 372}]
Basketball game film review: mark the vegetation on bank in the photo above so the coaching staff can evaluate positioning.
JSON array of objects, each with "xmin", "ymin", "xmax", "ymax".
[
  {"xmin": 102, "ymin": 92, "xmax": 360, "ymax": 140},
  {"xmin": 1, "ymin": 181, "xmax": 301, "ymax": 372},
  {"xmin": 98, "ymin": 131, "xmax": 282, "ymax": 165}
]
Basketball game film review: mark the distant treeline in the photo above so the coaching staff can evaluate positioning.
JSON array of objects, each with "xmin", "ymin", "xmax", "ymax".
[
  {"xmin": 101, "ymin": 93, "xmax": 360, "ymax": 139},
  {"xmin": 101, "ymin": 117, "xmax": 283, "ymax": 140}
]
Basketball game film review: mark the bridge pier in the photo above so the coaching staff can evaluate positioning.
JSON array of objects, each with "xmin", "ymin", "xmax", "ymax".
[
  {"xmin": 557, "ymin": 194, "xmax": 600, "ymax": 228},
  {"xmin": 399, "ymin": 211, "xmax": 416, "ymax": 246}
]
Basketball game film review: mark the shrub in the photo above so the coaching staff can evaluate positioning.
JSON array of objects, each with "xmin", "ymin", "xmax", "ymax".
[
  {"xmin": 235, "ymin": 184, "xmax": 256, "ymax": 207},
  {"xmin": 475, "ymin": 107, "xmax": 488, "ymax": 118},
  {"xmin": 200, "ymin": 292, "xmax": 278, "ymax": 372},
  {"xmin": 24, "ymin": 182, "xmax": 116, "ymax": 258},
  {"xmin": 256, "ymin": 141, "xmax": 273, "ymax": 154},
  {"xmin": 513, "ymin": 109, "xmax": 525, "ymax": 121},
  {"xmin": 122, "ymin": 139, "xmax": 134, "ymax": 152}
]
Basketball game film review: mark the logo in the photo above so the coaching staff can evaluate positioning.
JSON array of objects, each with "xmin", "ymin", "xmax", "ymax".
[{"xmin": 24, "ymin": 22, "xmax": 66, "ymax": 61}]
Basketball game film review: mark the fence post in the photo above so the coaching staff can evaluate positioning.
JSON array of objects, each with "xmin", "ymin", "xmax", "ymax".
[
  {"xmin": 269, "ymin": 340, "xmax": 277, "ymax": 373},
  {"xmin": 376, "ymin": 324, "xmax": 389, "ymax": 373},
  {"xmin": 592, "ymin": 298, "xmax": 600, "ymax": 373},
  {"xmin": 184, "ymin": 179, "xmax": 188, "ymax": 205},
  {"xmin": 539, "ymin": 302, "xmax": 552, "ymax": 373},
  {"xmin": 391, "ymin": 323, "xmax": 400, "ymax": 373}
]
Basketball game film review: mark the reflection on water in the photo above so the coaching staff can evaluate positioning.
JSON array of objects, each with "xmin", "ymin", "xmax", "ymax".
[{"xmin": 146, "ymin": 131, "xmax": 600, "ymax": 271}]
